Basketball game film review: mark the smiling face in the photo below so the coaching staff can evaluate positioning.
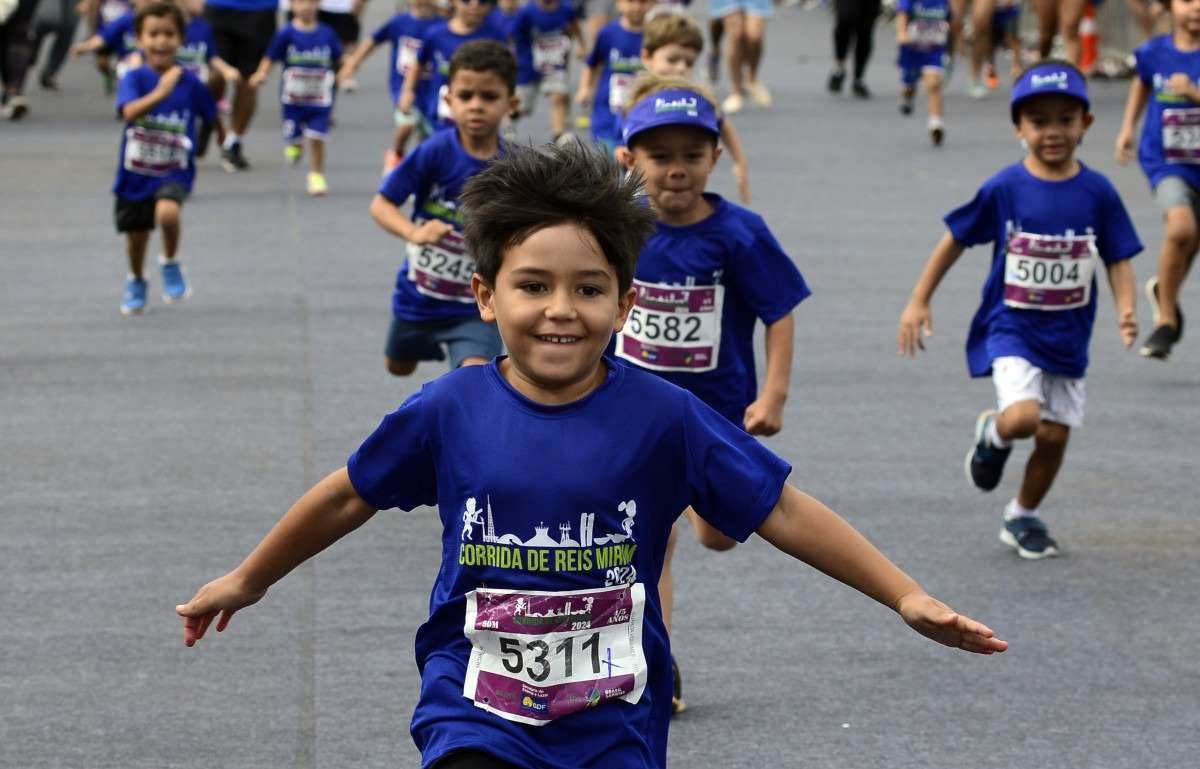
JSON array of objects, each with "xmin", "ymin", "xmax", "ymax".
[
  {"xmin": 1014, "ymin": 94, "xmax": 1092, "ymax": 173},
  {"xmin": 137, "ymin": 13, "xmax": 182, "ymax": 71},
  {"xmin": 1170, "ymin": 0, "xmax": 1200, "ymax": 36},
  {"xmin": 291, "ymin": 0, "xmax": 319, "ymax": 23},
  {"xmin": 623, "ymin": 124, "xmax": 720, "ymax": 226},
  {"xmin": 642, "ymin": 43, "xmax": 699, "ymax": 79},
  {"xmin": 473, "ymin": 223, "xmax": 635, "ymax": 405},
  {"xmin": 446, "ymin": 68, "xmax": 518, "ymax": 142}
]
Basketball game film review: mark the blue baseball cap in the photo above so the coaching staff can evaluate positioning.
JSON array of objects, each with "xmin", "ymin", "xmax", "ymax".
[
  {"xmin": 621, "ymin": 89, "xmax": 721, "ymax": 147},
  {"xmin": 1010, "ymin": 62, "xmax": 1089, "ymax": 123}
]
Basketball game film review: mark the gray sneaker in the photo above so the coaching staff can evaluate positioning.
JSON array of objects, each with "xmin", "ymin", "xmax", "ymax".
[{"xmin": 999, "ymin": 516, "xmax": 1060, "ymax": 559}]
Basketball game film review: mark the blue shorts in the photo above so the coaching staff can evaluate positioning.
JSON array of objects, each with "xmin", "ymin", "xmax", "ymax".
[
  {"xmin": 385, "ymin": 314, "xmax": 503, "ymax": 370},
  {"xmin": 898, "ymin": 46, "xmax": 946, "ymax": 86},
  {"xmin": 710, "ymin": 0, "xmax": 773, "ymax": 18},
  {"xmin": 282, "ymin": 105, "xmax": 332, "ymax": 141}
]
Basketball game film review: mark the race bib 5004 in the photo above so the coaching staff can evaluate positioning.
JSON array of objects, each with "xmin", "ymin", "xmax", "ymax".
[
  {"xmin": 617, "ymin": 281, "xmax": 724, "ymax": 372},
  {"xmin": 463, "ymin": 583, "xmax": 647, "ymax": 726},
  {"xmin": 1162, "ymin": 107, "xmax": 1200, "ymax": 164},
  {"xmin": 405, "ymin": 230, "xmax": 476, "ymax": 302},
  {"xmin": 1003, "ymin": 231, "xmax": 1097, "ymax": 311}
]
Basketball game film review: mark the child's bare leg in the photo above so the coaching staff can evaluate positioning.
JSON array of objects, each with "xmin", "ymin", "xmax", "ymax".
[
  {"xmin": 658, "ymin": 522, "xmax": 679, "ymax": 631},
  {"xmin": 970, "ymin": 0, "xmax": 992, "ymax": 81},
  {"xmin": 1008, "ymin": 35, "xmax": 1023, "ymax": 77},
  {"xmin": 923, "ymin": 69, "xmax": 942, "ymax": 119},
  {"xmin": 126, "ymin": 230, "xmax": 151, "ymax": 278},
  {"xmin": 309, "ymin": 136, "xmax": 325, "ymax": 174},
  {"xmin": 155, "ymin": 199, "xmax": 181, "ymax": 259},
  {"xmin": 995, "ymin": 399, "xmax": 1040, "ymax": 442},
  {"xmin": 392, "ymin": 122, "xmax": 415, "ymax": 155},
  {"xmin": 743, "ymin": 15, "xmax": 766, "ymax": 84},
  {"xmin": 1156, "ymin": 205, "xmax": 1199, "ymax": 328},
  {"xmin": 1034, "ymin": 0, "xmax": 1057, "ymax": 59},
  {"xmin": 725, "ymin": 12, "xmax": 746, "ymax": 96},
  {"xmin": 684, "ymin": 506, "xmax": 736, "ymax": 551},
  {"xmin": 549, "ymin": 92, "xmax": 568, "ymax": 137},
  {"xmin": 1016, "ymin": 420, "xmax": 1070, "ymax": 510},
  {"xmin": 1058, "ymin": 0, "xmax": 1086, "ymax": 66}
]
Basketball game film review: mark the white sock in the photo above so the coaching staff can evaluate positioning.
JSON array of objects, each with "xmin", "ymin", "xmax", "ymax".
[
  {"xmin": 987, "ymin": 418, "xmax": 1011, "ymax": 449},
  {"xmin": 1004, "ymin": 499, "xmax": 1037, "ymax": 521},
  {"xmin": 158, "ymin": 254, "xmax": 176, "ymax": 264},
  {"xmin": 222, "ymin": 132, "xmax": 240, "ymax": 149}
]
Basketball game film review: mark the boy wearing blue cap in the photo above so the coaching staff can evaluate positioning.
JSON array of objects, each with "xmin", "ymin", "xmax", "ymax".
[
  {"xmin": 899, "ymin": 61, "xmax": 1141, "ymax": 560},
  {"xmin": 895, "ymin": 0, "xmax": 950, "ymax": 145},
  {"xmin": 615, "ymin": 74, "xmax": 810, "ymax": 710},
  {"xmin": 177, "ymin": 141, "xmax": 1006, "ymax": 769}
]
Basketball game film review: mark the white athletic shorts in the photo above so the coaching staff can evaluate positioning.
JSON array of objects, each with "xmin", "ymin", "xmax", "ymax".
[{"xmin": 991, "ymin": 356, "xmax": 1086, "ymax": 428}]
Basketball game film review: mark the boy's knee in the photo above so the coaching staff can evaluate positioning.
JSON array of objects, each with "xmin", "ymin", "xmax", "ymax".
[
  {"xmin": 155, "ymin": 199, "xmax": 181, "ymax": 225},
  {"xmin": 386, "ymin": 357, "xmax": 417, "ymax": 376},
  {"xmin": 1037, "ymin": 420, "xmax": 1070, "ymax": 449},
  {"xmin": 1164, "ymin": 209, "xmax": 1198, "ymax": 251},
  {"xmin": 1000, "ymin": 400, "xmax": 1041, "ymax": 438}
]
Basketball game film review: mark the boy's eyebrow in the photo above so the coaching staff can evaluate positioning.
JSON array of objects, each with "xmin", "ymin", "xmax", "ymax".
[{"xmin": 509, "ymin": 267, "xmax": 613, "ymax": 281}]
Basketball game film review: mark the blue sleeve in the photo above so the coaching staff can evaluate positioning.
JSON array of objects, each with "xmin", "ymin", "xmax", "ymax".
[
  {"xmin": 1097, "ymin": 180, "xmax": 1143, "ymax": 264},
  {"xmin": 511, "ymin": 7, "xmax": 529, "ymax": 42},
  {"xmin": 115, "ymin": 69, "xmax": 143, "ymax": 116},
  {"xmin": 331, "ymin": 32, "xmax": 345, "ymax": 66},
  {"xmin": 418, "ymin": 28, "xmax": 439, "ymax": 64},
  {"xmin": 372, "ymin": 16, "xmax": 398, "ymax": 44},
  {"xmin": 1134, "ymin": 40, "xmax": 1154, "ymax": 85},
  {"xmin": 346, "ymin": 392, "xmax": 438, "ymax": 512},
  {"xmin": 587, "ymin": 27, "xmax": 609, "ymax": 68},
  {"xmin": 727, "ymin": 218, "xmax": 812, "ymax": 325},
  {"xmin": 943, "ymin": 182, "xmax": 998, "ymax": 247},
  {"xmin": 683, "ymin": 394, "xmax": 791, "ymax": 542},
  {"xmin": 199, "ymin": 23, "xmax": 218, "ymax": 61},
  {"xmin": 378, "ymin": 141, "xmax": 431, "ymax": 206},
  {"xmin": 264, "ymin": 29, "xmax": 288, "ymax": 62},
  {"xmin": 896, "ymin": 0, "xmax": 913, "ymax": 13},
  {"xmin": 193, "ymin": 76, "xmax": 217, "ymax": 123},
  {"xmin": 99, "ymin": 18, "xmax": 126, "ymax": 51}
]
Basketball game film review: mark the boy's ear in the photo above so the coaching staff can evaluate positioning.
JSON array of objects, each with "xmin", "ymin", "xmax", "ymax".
[
  {"xmin": 710, "ymin": 142, "xmax": 722, "ymax": 166},
  {"xmin": 508, "ymin": 91, "xmax": 521, "ymax": 117},
  {"xmin": 615, "ymin": 145, "xmax": 636, "ymax": 170},
  {"xmin": 473, "ymin": 274, "xmax": 497, "ymax": 323},
  {"xmin": 613, "ymin": 286, "xmax": 637, "ymax": 332},
  {"xmin": 639, "ymin": 49, "xmax": 652, "ymax": 67}
]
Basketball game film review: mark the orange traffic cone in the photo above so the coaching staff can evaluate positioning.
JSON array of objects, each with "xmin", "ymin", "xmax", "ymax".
[{"xmin": 1079, "ymin": 4, "xmax": 1099, "ymax": 75}]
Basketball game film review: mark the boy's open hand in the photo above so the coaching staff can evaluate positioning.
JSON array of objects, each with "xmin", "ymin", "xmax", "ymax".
[
  {"xmin": 1114, "ymin": 129, "xmax": 1135, "ymax": 165},
  {"xmin": 1118, "ymin": 309, "xmax": 1138, "ymax": 348},
  {"xmin": 732, "ymin": 162, "xmax": 751, "ymax": 204},
  {"xmin": 897, "ymin": 591, "xmax": 1008, "ymax": 654},
  {"xmin": 897, "ymin": 299, "xmax": 933, "ymax": 356},
  {"xmin": 410, "ymin": 219, "xmax": 454, "ymax": 245},
  {"xmin": 574, "ymin": 88, "xmax": 592, "ymax": 108},
  {"xmin": 155, "ymin": 64, "xmax": 183, "ymax": 94},
  {"xmin": 248, "ymin": 71, "xmax": 267, "ymax": 89},
  {"xmin": 176, "ymin": 571, "xmax": 267, "ymax": 647},
  {"xmin": 1166, "ymin": 72, "xmax": 1196, "ymax": 101}
]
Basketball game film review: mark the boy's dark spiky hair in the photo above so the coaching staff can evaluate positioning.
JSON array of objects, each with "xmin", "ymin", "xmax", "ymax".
[
  {"xmin": 449, "ymin": 39, "xmax": 517, "ymax": 94},
  {"xmin": 135, "ymin": 1, "xmax": 186, "ymax": 36},
  {"xmin": 460, "ymin": 142, "xmax": 656, "ymax": 293}
]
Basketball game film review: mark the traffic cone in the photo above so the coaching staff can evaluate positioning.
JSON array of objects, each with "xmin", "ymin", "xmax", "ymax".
[{"xmin": 1079, "ymin": 4, "xmax": 1099, "ymax": 75}]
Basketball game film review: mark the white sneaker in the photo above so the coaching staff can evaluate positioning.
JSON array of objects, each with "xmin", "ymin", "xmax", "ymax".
[
  {"xmin": 748, "ymin": 80, "xmax": 772, "ymax": 108},
  {"xmin": 967, "ymin": 80, "xmax": 987, "ymax": 99},
  {"xmin": 928, "ymin": 116, "xmax": 945, "ymax": 146},
  {"xmin": 722, "ymin": 92, "xmax": 744, "ymax": 114}
]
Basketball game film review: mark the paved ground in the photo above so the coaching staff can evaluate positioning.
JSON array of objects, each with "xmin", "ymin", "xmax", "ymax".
[{"xmin": 2, "ymin": 6, "xmax": 1198, "ymax": 768}]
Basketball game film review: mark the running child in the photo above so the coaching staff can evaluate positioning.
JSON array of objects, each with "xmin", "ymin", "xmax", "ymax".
[
  {"xmin": 248, "ymin": 0, "xmax": 343, "ymax": 196},
  {"xmin": 177, "ymin": 0, "xmax": 240, "ymax": 158},
  {"xmin": 576, "ymin": 0, "xmax": 654, "ymax": 155},
  {"xmin": 369, "ymin": 40, "xmax": 517, "ymax": 377},
  {"xmin": 338, "ymin": 0, "xmax": 441, "ymax": 174},
  {"xmin": 397, "ymin": 0, "xmax": 508, "ymax": 131},
  {"xmin": 895, "ymin": 0, "xmax": 950, "ymax": 146},
  {"xmin": 614, "ymin": 75, "xmax": 809, "ymax": 711},
  {"xmin": 985, "ymin": 0, "xmax": 1023, "ymax": 90},
  {"xmin": 71, "ymin": 3, "xmax": 140, "ymax": 83},
  {"xmin": 177, "ymin": 140, "xmax": 1007, "ymax": 769},
  {"xmin": 111, "ymin": 1, "xmax": 219, "ymax": 315},
  {"xmin": 509, "ymin": 0, "xmax": 586, "ymax": 142},
  {"xmin": 1115, "ymin": 0, "xmax": 1200, "ymax": 360},
  {"xmin": 899, "ymin": 62, "xmax": 1141, "ymax": 559}
]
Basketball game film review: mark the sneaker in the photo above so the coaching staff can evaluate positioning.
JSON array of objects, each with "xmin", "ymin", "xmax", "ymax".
[
  {"xmin": 306, "ymin": 171, "xmax": 328, "ymax": 196},
  {"xmin": 160, "ymin": 259, "xmax": 191, "ymax": 303},
  {"xmin": 999, "ymin": 516, "xmax": 1060, "ymax": 559},
  {"xmin": 722, "ymin": 92, "xmax": 744, "ymax": 114},
  {"xmin": 748, "ymin": 80, "xmax": 772, "ymax": 108},
  {"xmin": 1144, "ymin": 276, "xmax": 1161, "ymax": 325},
  {"xmin": 671, "ymin": 656, "xmax": 687, "ymax": 715},
  {"xmin": 1141, "ymin": 322, "xmax": 1182, "ymax": 360},
  {"xmin": 964, "ymin": 410, "xmax": 1011, "ymax": 491},
  {"xmin": 382, "ymin": 148, "xmax": 403, "ymax": 176},
  {"xmin": 342, "ymin": 76, "xmax": 359, "ymax": 93},
  {"xmin": 929, "ymin": 116, "xmax": 945, "ymax": 146},
  {"xmin": 3, "ymin": 95, "xmax": 29, "ymax": 121},
  {"xmin": 102, "ymin": 69, "xmax": 116, "ymax": 95},
  {"xmin": 899, "ymin": 94, "xmax": 914, "ymax": 116},
  {"xmin": 120, "ymin": 277, "xmax": 148, "ymax": 316},
  {"xmin": 221, "ymin": 140, "xmax": 250, "ymax": 172},
  {"xmin": 851, "ymin": 80, "xmax": 871, "ymax": 99},
  {"xmin": 284, "ymin": 144, "xmax": 303, "ymax": 164},
  {"xmin": 39, "ymin": 74, "xmax": 60, "ymax": 91},
  {"xmin": 827, "ymin": 68, "xmax": 846, "ymax": 93},
  {"xmin": 967, "ymin": 80, "xmax": 987, "ymax": 99},
  {"xmin": 984, "ymin": 65, "xmax": 1000, "ymax": 90},
  {"xmin": 574, "ymin": 113, "xmax": 591, "ymax": 130}
]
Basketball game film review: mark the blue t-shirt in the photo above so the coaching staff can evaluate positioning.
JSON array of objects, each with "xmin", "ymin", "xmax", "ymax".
[
  {"xmin": 177, "ymin": 17, "xmax": 218, "ymax": 80},
  {"xmin": 346, "ymin": 358, "xmax": 790, "ymax": 769},
  {"xmin": 113, "ymin": 66, "xmax": 216, "ymax": 200},
  {"xmin": 371, "ymin": 12, "xmax": 441, "ymax": 105},
  {"xmin": 99, "ymin": 11, "xmax": 136, "ymax": 59},
  {"xmin": 265, "ymin": 23, "xmax": 343, "ymax": 112},
  {"xmin": 944, "ymin": 162, "xmax": 1142, "ymax": 379},
  {"xmin": 378, "ymin": 127, "xmax": 501, "ymax": 321},
  {"xmin": 510, "ymin": 1, "xmax": 577, "ymax": 85},
  {"xmin": 587, "ymin": 21, "xmax": 643, "ymax": 142},
  {"xmin": 1134, "ymin": 34, "xmax": 1200, "ymax": 191},
  {"xmin": 896, "ymin": 0, "xmax": 950, "ymax": 53},
  {"xmin": 417, "ymin": 21, "xmax": 508, "ymax": 124},
  {"xmin": 612, "ymin": 194, "xmax": 811, "ymax": 424},
  {"xmin": 204, "ymin": 0, "xmax": 277, "ymax": 11}
]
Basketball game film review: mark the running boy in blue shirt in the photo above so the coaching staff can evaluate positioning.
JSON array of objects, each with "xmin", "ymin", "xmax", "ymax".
[
  {"xmin": 899, "ymin": 62, "xmax": 1141, "ymax": 559},
  {"xmin": 509, "ymin": 0, "xmax": 585, "ymax": 141},
  {"xmin": 895, "ymin": 0, "xmax": 949, "ymax": 145},
  {"xmin": 338, "ymin": 0, "xmax": 441, "ymax": 174},
  {"xmin": 369, "ymin": 40, "xmax": 518, "ymax": 377},
  {"xmin": 71, "ymin": 5, "xmax": 140, "ymax": 82},
  {"xmin": 111, "ymin": 1, "xmax": 218, "ymax": 316},
  {"xmin": 248, "ymin": 0, "xmax": 343, "ymax": 196},
  {"xmin": 177, "ymin": 140, "xmax": 1006, "ymax": 769},
  {"xmin": 1115, "ymin": 0, "xmax": 1200, "ymax": 359},
  {"xmin": 576, "ymin": 0, "xmax": 653, "ymax": 154}
]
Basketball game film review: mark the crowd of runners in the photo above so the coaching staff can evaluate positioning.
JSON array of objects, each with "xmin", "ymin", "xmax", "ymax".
[{"xmin": 3, "ymin": 0, "xmax": 1198, "ymax": 766}]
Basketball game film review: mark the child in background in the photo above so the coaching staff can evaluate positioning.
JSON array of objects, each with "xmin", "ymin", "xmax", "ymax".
[
  {"xmin": 177, "ymin": 0, "xmax": 240, "ymax": 158},
  {"xmin": 895, "ymin": 0, "xmax": 949, "ymax": 146},
  {"xmin": 177, "ymin": 139, "xmax": 1006, "ymax": 769},
  {"xmin": 615, "ymin": 75, "xmax": 810, "ymax": 711},
  {"xmin": 509, "ymin": 0, "xmax": 586, "ymax": 142},
  {"xmin": 985, "ymin": 0, "xmax": 1022, "ymax": 90},
  {"xmin": 1115, "ymin": 0, "xmax": 1200, "ymax": 360},
  {"xmin": 397, "ymin": 0, "xmax": 507, "ymax": 131},
  {"xmin": 369, "ymin": 41, "xmax": 517, "ymax": 377},
  {"xmin": 577, "ymin": 0, "xmax": 654, "ymax": 154},
  {"xmin": 248, "ymin": 0, "xmax": 343, "ymax": 196},
  {"xmin": 111, "ymin": 1, "xmax": 218, "ymax": 315},
  {"xmin": 338, "ymin": 0, "xmax": 441, "ymax": 174},
  {"xmin": 71, "ymin": 4, "xmax": 140, "ymax": 83},
  {"xmin": 900, "ymin": 62, "xmax": 1141, "ymax": 559}
]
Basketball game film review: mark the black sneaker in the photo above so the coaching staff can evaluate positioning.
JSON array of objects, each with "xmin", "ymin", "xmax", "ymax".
[
  {"xmin": 964, "ymin": 410, "xmax": 1011, "ymax": 491},
  {"xmin": 1140, "ymin": 322, "xmax": 1182, "ymax": 360},
  {"xmin": 999, "ymin": 516, "xmax": 1060, "ymax": 559},
  {"xmin": 221, "ymin": 140, "xmax": 250, "ymax": 172},
  {"xmin": 827, "ymin": 68, "xmax": 846, "ymax": 93},
  {"xmin": 851, "ymin": 80, "xmax": 871, "ymax": 99},
  {"xmin": 671, "ymin": 656, "xmax": 686, "ymax": 715},
  {"xmin": 899, "ymin": 96, "xmax": 913, "ymax": 115}
]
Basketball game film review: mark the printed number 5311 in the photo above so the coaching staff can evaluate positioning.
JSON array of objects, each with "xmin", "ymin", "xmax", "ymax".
[{"xmin": 497, "ymin": 632, "xmax": 601, "ymax": 682}]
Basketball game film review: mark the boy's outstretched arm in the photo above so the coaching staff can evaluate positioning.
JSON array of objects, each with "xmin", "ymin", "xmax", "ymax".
[
  {"xmin": 719, "ymin": 120, "xmax": 751, "ymax": 204},
  {"xmin": 897, "ymin": 232, "xmax": 965, "ymax": 356},
  {"xmin": 1115, "ymin": 78, "xmax": 1149, "ymax": 165},
  {"xmin": 175, "ymin": 468, "xmax": 376, "ymax": 647},
  {"xmin": 756, "ymin": 485, "xmax": 1008, "ymax": 654},
  {"xmin": 743, "ymin": 312, "xmax": 792, "ymax": 436},
  {"xmin": 1105, "ymin": 258, "xmax": 1138, "ymax": 348},
  {"xmin": 338, "ymin": 38, "xmax": 377, "ymax": 82}
]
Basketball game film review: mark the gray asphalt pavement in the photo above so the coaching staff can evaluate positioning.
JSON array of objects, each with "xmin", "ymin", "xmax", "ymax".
[{"xmin": 2, "ymin": 5, "xmax": 1198, "ymax": 768}]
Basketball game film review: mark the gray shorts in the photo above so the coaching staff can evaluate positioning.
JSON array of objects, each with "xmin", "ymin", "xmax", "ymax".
[
  {"xmin": 1153, "ymin": 175, "xmax": 1200, "ymax": 223},
  {"xmin": 385, "ymin": 313, "xmax": 502, "ymax": 370}
]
